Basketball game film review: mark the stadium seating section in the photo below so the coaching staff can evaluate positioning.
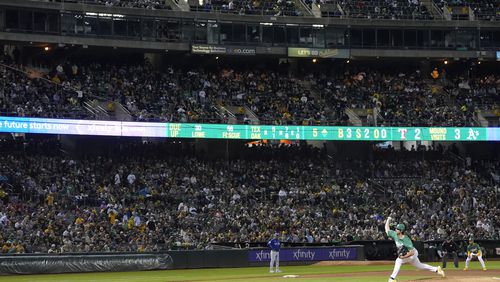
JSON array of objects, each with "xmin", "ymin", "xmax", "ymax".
[
  {"xmin": 0, "ymin": 54, "xmax": 498, "ymax": 126},
  {"xmin": 35, "ymin": 0, "xmax": 499, "ymax": 20},
  {"xmin": 0, "ymin": 140, "xmax": 498, "ymax": 253}
]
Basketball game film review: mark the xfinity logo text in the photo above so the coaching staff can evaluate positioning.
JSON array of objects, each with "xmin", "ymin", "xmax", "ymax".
[
  {"xmin": 329, "ymin": 249, "xmax": 351, "ymax": 259},
  {"xmin": 248, "ymin": 247, "xmax": 357, "ymax": 262},
  {"xmin": 293, "ymin": 249, "xmax": 316, "ymax": 260},
  {"xmin": 254, "ymin": 250, "xmax": 271, "ymax": 261}
]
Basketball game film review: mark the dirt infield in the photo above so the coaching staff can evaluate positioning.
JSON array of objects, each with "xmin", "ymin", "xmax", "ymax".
[
  {"xmin": 301, "ymin": 269, "xmax": 500, "ymax": 281},
  {"xmin": 310, "ymin": 261, "xmax": 499, "ymax": 281}
]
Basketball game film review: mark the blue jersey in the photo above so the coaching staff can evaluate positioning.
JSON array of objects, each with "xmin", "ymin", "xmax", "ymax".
[{"xmin": 268, "ymin": 238, "xmax": 281, "ymax": 251}]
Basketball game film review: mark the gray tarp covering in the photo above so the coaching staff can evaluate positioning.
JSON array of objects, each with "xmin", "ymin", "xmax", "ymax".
[{"xmin": 0, "ymin": 253, "xmax": 173, "ymax": 274}]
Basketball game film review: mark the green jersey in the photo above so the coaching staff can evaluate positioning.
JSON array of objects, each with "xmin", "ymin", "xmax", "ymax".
[
  {"xmin": 467, "ymin": 243, "xmax": 481, "ymax": 253},
  {"xmin": 387, "ymin": 230, "xmax": 414, "ymax": 251}
]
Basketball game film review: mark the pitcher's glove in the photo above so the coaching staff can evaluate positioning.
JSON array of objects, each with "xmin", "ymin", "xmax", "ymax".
[{"xmin": 398, "ymin": 246, "xmax": 409, "ymax": 258}]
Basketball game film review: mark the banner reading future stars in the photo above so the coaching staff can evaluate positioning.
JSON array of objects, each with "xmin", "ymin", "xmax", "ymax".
[{"xmin": 0, "ymin": 116, "xmax": 499, "ymax": 141}]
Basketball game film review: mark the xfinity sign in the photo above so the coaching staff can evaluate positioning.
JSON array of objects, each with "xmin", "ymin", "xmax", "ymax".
[{"xmin": 249, "ymin": 247, "xmax": 357, "ymax": 262}]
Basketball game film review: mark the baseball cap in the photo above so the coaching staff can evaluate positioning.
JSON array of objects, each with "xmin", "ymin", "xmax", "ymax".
[{"xmin": 396, "ymin": 223, "xmax": 406, "ymax": 232}]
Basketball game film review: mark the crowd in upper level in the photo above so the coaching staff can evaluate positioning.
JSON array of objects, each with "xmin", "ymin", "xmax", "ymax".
[
  {"xmin": 1, "ymin": 51, "xmax": 498, "ymax": 126},
  {"xmin": 337, "ymin": 0, "xmax": 433, "ymax": 20},
  {"xmin": 37, "ymin": 0, "xmax": 499, "ymax": 20},
  {"xmin": 434, "ymin": 0, "xmax": 499, "ymax": 21},
  {"xmin": 0, "ymin": 139, "xmax": 498, "ymax": 253},
  {"xmin": 192, "ymin": 0, "xmax": 301, "ymax": 16},
  {"xmin": 314, "ymin": 66, "xmax": 499, "ymax": 126}
]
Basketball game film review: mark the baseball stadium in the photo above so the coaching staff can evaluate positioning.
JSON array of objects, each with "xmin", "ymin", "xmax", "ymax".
[{"xmin": 0, "ymin": 0, "xmax": 499, "ymax": 281}]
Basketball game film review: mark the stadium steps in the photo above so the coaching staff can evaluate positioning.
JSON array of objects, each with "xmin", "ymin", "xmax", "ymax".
[
  {"xmin": 345, "ymin": 108, "xmax": 363, "ymax": 126},
  {"xmin": 318, "ymin": 3, "xmax": 343, "ymax": 18},
  {"xmin": 243, "ymin": 106, "xmax": 260, "ymax": 124},
  {"xmin": 478, "ymin": 110, "xmax": 498, "ymax": 127},
  {"xmin": 217, "ymin": 105, "xmax": 238, "ymax": 124},
  {"xmin": 114, "ymin": 102, "xmax": 134, "ymax": 121},
  {"xmin": 444, "ymin": 149, "xmax": 465, "ymax": 163},
  {"xmin": 83, "ymin": 100, "xmax": 111, "ymax": 120},
  {"xmin": 422, "ymin": 0, "xmax": 445, "ymax": 19},
  {"xmin": 294, "ymin": 0, "xmax": 314, "ymax": 17},
  {"xmin": 222, "ymin": 105, "xmax": 257, "ymax": 124},
  {"xmin": 168, "ymin": 0, "xmax": 190, "ymax": 11},
  {"xmin": 476, "ymin": 110, "xmax": 489, "ymax": 127},
  {"xmin": 311, "ymin": 3, "xmax": 321, "ymax": 18}
]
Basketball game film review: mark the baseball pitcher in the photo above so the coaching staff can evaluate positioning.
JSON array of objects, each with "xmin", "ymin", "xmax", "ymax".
[{"xmin": 385, "ymin": 217, "xmax": 445, "ymax": 282}]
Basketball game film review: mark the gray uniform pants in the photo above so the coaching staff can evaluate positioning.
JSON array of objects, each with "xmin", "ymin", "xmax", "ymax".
[
  {"xmin": 270, "ymin": 250, "xmax": 279, "ymax": 271},
  {"xmin": 442, "ymin": 251, "xmax": 459, "ymax": 268}
]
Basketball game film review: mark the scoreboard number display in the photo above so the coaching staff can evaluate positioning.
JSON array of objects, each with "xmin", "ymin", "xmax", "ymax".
[{"xmin": 0, "ymin": 116, "xmax": 497, "ymax": 141}]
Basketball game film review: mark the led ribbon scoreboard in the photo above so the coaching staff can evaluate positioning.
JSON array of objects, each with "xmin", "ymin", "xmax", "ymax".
[{"xmin": 0, "ymin": 116, "xmax": 499, "ymax": 141}]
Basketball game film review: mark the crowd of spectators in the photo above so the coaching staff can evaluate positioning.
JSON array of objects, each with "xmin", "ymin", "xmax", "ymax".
[
  {"xmin": 100, "ymin": 0, "xmax": 170, "ymax": 9},
  {"xmin": 434, "ymin": 0, "xmax": 499, "ymax": 21},
  {"xmin": 42, "ymin": 0, "xmax": 171, "ymax": 10},
  {"xmin": 0, "ymin": 64, "xmax": 87, "ymax": 119},
  {"xmin": 314, "ymin": 67, "xmax": 499, "ymax": 126},
  {"xmin": 1, "ymin": 52, "xmax": 499, "ymax": 126},
  {"xmin": 196, "ymin": 0, "xmax": 301, "ymax": 16},
  {"xmin": 339, "ymin": 0, "xmax": 433, "ymax": 20},
  {"xmin": 0, "ymin": 138, "xmax": 498, "ymax": 253},
  {"xmin": 35, "ymin": 0, "xmax": 499, "ymax": 20}
]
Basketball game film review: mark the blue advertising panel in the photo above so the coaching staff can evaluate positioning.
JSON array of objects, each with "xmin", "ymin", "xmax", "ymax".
[{"xmin": 248, "ymin": 247, "xmax": 357, "ymax": 262}]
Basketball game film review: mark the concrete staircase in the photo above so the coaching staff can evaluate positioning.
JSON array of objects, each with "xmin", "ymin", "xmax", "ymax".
[
  {"xmin": 311, "ymin": 3, "xmax": 322, "ymax": 18},
  {"xmin": 293, "ymin": 0, "xmax": 314, "ymax": 17},
  {"xmin": 477, "ymin": 109, "xmax": 500, "ymax": 127},
  {"xmin": 421, "ymin": 0, "xmax": 445, "ymax": 19},
  {"xmin": 114, "ymin": 102, "xmax": 134, "ymax": 121},
  {"xmin": 345, "ymin": 108, "xmax": 362, "ymax": 126},
  {"xmin": 166, "ymin": 0, "xmax": 190, "ymax": 11},
  {"xmin": 217, "ymin": 105, "xmax": 237, "ymax": 124},
  {"xmin": 87, "ymin": 101, "xmax": 133, "ymax": 121},
  {"xmin": 303, "ymin": 79, "xmax": 361, "ymax": 126},
  {"xmin": 220, "ymin": 105, "xmax": 259, "ymax": 124},
  {"xmin": 83, "ymin": 100, "xmax": 110, "ymax": 120}
]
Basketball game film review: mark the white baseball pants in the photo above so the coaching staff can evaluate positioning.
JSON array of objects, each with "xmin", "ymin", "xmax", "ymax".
[
  {"xmin": 388, "ymin": 249, "xmax": 437, "ymax": 282},
  {"xmin": 465, "ymin": 253, "xmax": 486, "ymax": 269},
  {"xmin": 270, "ymin": 250, "xmax": 280, "ymax": 272}
]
